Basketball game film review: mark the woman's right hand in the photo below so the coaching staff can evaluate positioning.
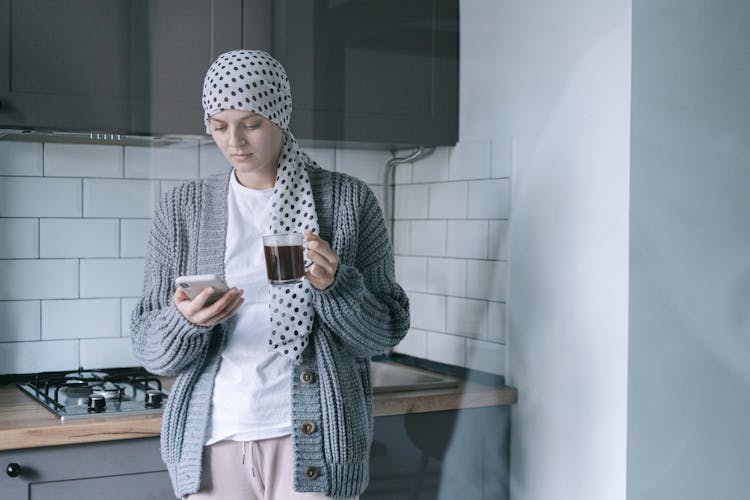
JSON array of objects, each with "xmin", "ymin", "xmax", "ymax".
[{"xmin": 174, "ymin": 286, "xmax": 244, "ymax": 327}]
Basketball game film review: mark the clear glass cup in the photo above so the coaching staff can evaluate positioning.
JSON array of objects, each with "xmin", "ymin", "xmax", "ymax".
[{"xmin": 262, "ymin": 233, "xmax": 305, "ymax": 285}]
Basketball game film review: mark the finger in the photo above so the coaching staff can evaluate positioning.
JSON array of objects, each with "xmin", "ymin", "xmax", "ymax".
[
  {"xmin": 308, "ymin": 263, "xmax": 333, "ymax": 284},
  {"xmin": 200, "ymin": 295, "xmax": 244, "ymax": 325},
  {"xmin": 184, "ymin": 288, "xmax": 241, "ymax": 322},
  {"xmin": 305, "ymin": 267, "xmax": 332, "ymax": 290},
  {"xmin": 174, "ymin": 287, "xmax": 190, "ymax": 304},
  {"xmin": 307, "ymin": 249, "xmax": 336, "ymax": 275},
  {"xmin": 191, "ymin": 290, "xmax": 244, "ymax": 326}
]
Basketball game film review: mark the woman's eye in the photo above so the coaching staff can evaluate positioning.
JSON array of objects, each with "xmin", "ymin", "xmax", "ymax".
[
  {"xmin": 245, "ymin": 122, "xmax": 261, "ymax": 129},
  {"xmin": 212, "ymin": 126, "xmax": 226, "ymax": 132}
]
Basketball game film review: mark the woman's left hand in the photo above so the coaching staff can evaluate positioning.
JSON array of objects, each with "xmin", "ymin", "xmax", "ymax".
[{"xmin": 304, "ymin": 230, "xmax": 339, "ymax": 290}]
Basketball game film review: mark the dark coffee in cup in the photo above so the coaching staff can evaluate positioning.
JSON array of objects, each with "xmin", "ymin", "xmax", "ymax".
[{"xmin": 263, "ymin": 233, "xmax": 305, "ymax": 285}]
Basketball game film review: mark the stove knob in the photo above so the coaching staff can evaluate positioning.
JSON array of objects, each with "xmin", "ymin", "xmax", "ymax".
[
  {"xmin": 6, "ymin": 463, "xmax": 21, "ymax": 478},
  {"xmin": 88, "ymin": 394, "xmax": 106, "ymax": 412},
  {"xmin": 145, "ymin": 390, "xmax": 163, "ymax": 408}
]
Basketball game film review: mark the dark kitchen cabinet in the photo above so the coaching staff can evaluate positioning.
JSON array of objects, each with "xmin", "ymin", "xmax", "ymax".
[
  {"xmin": 0, "ymin": 0, "xmax": 458, "ymax": 146},
  {"xmin": 0, "ymin": 0, "xmax": 241, "ymax": 136},
  {"xmin": 0, "ymin": 438, "xmax": 172, "ymax": 500},
  {"xmin": 1, "ymin": 407, "xmax": 509, "ymax": 500},
  {"xmin": 260, "ymin": 0, "xmax": 459, "ymax": 147},
  {"xmin": 365, "ymin": 407, "xmax": 510, "ymax": 500}
]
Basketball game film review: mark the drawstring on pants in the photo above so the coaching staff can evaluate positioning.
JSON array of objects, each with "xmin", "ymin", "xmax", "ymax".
[{"xmin": 241, "ymin": 441, "xmax": 256, "ymax": 478}]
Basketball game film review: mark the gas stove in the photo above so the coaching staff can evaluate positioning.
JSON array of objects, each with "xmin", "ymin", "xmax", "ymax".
[{"xmin": 17, "ymin": 367, "xmax": 168, "ymax": 422}]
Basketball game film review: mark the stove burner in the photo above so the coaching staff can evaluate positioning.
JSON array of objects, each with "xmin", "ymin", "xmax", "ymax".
[{"xmin": 17, "ymin": 367, "xmax": 168, "ymax": 421}]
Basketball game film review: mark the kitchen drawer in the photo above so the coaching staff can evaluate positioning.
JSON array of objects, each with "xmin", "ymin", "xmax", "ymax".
[{"xmin": 0, "ymin": 437, "xmax": 171, "ymax": 500}]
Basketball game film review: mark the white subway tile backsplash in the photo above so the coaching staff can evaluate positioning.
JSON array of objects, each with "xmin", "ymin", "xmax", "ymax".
[
  {"xmin": 83, "ymin": 179, "xmax": 159, "ymax": 218},
  {"xmin": 428, "ymin": 182, "xmax": 466, "ymax": 219},
  {"xmin": 488, "ymin": 301, "xmax": 507, "ymax": 344},
  {"xmin": 44, "ymin": 143, "xmax": 123, "ymax": 178},
  {"xmin": 0, "ymin": 141, "xmax": 43, "ymax": 176},
  {"xmin": 467, "ymin": 179, "xmax": 511, "ymax": 219},
  {"xmin": 0, "ymin": 138, "xmax": 512, "ymax": 374},
  {"xmin": 491, "ymin": 136, "xmax": 513, "ymax": 178},
  {"xmin": 411, "ymin": 147, "xmax": 451, "ymax": 183},
  {"xmin": 0, "ymin": 301, "xmax": 41, "ymax": 341},
  {"xmin": 40, "ymin": 219, "xmax": 119, "ymax": 258},
  {"xmin": 393, "ymin": 162, "xmax": 412, "ymax": 184},
  {"xmin": 488, "ymin": 220, "xmax": 510, "ymax": 261},
  {"xmin": 392, "ymin": 221, "xmax": 410, "ymax": 254},
  {"xmin": 80, "ymin": 337, "xmax": 138, "ymax": 369},
  {"xmin": 121, "ymin": 219, "xmax": 151, "ymax": 258},
  {"xmin": 449, "ymin": 139, "xmax": 491, "ymax": 180},
  {"xmin": 335, "ymin": 149, "xmax": 390, "ymax": 184},
  {"xmin": 466, "ymin": 339, "xmax": 506, "ymax": 375},
  {"xmin": 392, "ymin": 328, "xmax": 427, "ymax": 358},
  {"xmin": 426, "ymin": 332, "xmax": 465, "ymax": 367},
  {"xmin": 0, "ymin": 219, "xmax": 39, "ymax": 258},
  {"xmin": 0, "ymin": 340, "xmax": 79, "ymax": 374},
  {"xmin": 408, "ymin": 292, "xmax": 446, "ymax": 331},
  {"xmin": 0, "ymin": 177, "xmax": 82, "ymax": 217},
  {"xmin": 427, "ymin": 258, "xmax": 466, "ymax": 296},
  {"xmin": 410, "ymin": 220, "xmax": 446, "ymax": 257},
  {"xmin": 80, "ymin": 258, "xmax": 144, "ymax": 298},
  {"xmin": 394, "ymin": 256, "xmax": 428, "ymax": 292},
  {"xmin": 125, "ymin": 142, "xmax": 199, "ymax": 179},
  {"xmin": 305, "ymin": 147, "xmax": 336, "ymax": 171},
  {"xmin": 394, "ymin": 184, "xmax": 428, "ymax": 219},
  {"xmin": 121, "ymin": 298, "xmax": 140, "ymax": 337},
  {"xmin": 0, "ymin": 260, "xmax": 78, "ymax": 300},
  {"xmin": 42, "ymin": 299, "xmax": 121, "ymax": 340},
  {"xmin": 447, "ymin": 220, "xmax": 488, "ymax": 259},
  {"xmin": 466, "ymin": 260, "xmax": 508, "ymax": 302},
  {"xmin": 446, "ymin": 297, "xmax": 488, "ymax": 338},
  {"xmin": 199, "ymin": 142, "xmax": 231, "ymax": 178}
]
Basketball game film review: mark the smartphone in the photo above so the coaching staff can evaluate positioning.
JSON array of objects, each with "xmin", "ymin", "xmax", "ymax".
[{"xmin": 175, "ymin": 274, "xmax": 229, "ymax": 306}]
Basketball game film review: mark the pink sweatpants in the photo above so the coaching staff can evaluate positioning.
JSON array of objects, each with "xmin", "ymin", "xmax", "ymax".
[{"xmin": 184, "ymin": 435, "xmax": 359, "ymax": 500}]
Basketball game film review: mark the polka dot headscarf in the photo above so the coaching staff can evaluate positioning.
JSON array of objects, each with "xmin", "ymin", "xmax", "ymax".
[
  {"xmin": 203, "ymin": 50, "xmax": 319, "ymax": 364},
  {"xmin": 202, "ymin": 50, "xmax": 292, "ymax": 133}
]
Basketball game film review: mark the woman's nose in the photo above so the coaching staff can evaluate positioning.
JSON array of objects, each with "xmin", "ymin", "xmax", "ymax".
[{"xmin": 228, "ymin": 128, "xmax": 246, "ymax": 147}]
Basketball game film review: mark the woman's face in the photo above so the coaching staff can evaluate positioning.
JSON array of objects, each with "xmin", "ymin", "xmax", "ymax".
[{"xmin": 208, "ymin": 109, "xmax": 284, "ymax": 187}]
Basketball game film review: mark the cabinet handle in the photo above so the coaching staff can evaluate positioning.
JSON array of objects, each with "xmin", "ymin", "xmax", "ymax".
[{"xmin": 6, "ymin": 463, "xmax": 21, "ymax": 478}]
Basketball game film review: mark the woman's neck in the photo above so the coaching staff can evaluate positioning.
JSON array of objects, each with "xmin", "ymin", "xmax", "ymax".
[{"xmin": 233, "ymin": 168, "xmax": 277, "ymax": 190}]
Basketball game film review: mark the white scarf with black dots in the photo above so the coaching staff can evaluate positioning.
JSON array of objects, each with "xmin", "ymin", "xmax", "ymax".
[
  {"xmin": 266, "ymin": 131, "xmax": 319, "ymax": 363},
  {"xmin": 202, "ymin": 49, "xmax": 318, "ymax": 364}
]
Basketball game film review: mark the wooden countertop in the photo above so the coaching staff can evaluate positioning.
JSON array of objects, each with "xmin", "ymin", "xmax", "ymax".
[{"xmin": 0, "ymin": 372, "xmax": 517, "ymax": 452}]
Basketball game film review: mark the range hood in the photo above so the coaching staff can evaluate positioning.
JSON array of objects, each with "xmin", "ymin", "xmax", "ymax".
[{"xmin": 0, "ymin": 128, "xmax": 188, "ymax": 148}]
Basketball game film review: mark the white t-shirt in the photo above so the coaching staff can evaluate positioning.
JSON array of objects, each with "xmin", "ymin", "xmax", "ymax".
[{"xmin": 205, "ymin": 172, "xmax": 292, "ymax": 445}]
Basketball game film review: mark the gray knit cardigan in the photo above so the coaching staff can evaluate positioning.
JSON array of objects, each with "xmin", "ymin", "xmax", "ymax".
[{"xmin": 131, "ymin": 165, "xmax": 409, "ymax": 498}]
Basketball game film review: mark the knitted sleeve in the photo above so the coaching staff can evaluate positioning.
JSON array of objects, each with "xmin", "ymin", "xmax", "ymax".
[
  {"xmin": 131, "ymin": 184, "xmax": 213, "ymax": 376},
  {"xmin": 312, "ymin": 179, "xmax": 410, "ymax": 358}
]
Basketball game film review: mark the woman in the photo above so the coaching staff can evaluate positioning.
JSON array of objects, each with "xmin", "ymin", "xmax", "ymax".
[{"xmin": 131, "ymin": 50, "xmax": 409, "ymax": 499}]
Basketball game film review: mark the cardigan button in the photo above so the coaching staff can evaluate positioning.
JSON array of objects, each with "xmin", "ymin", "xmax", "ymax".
[
  {"xmin": 304, "ymin": 466, "xmax": 319, "ymax": 480},
  {"xmin": 301, "ymin": 421, "xmax": 317, "ymax": 435},
  {"xmin": 300, "ymin": 370, "xmax": 316, "ymax": 384}
]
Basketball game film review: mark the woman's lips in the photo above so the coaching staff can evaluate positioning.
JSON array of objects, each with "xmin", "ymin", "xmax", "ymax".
[{"xmin": 231, "ymin": 153, "xmax": 251, "ymax": 161}]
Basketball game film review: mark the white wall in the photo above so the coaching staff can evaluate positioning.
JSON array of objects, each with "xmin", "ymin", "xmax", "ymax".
[
  {"xmin": 627, "ymin": 1, "xmax": 750, "ymax": 498},
  {"xmin": 460, "ymin": 1, "xmax": 631, "ymax": 499}
]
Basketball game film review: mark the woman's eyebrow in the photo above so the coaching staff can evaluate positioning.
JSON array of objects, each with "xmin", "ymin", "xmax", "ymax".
[{"xmin": 209, "ymin": 113, "xmax": 260, "ymax": 124}]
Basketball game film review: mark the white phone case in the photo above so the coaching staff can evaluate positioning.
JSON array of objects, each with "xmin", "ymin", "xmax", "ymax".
[{"xmin": 175, "ymin": 274, "xmax": 229, "ymax": 305}]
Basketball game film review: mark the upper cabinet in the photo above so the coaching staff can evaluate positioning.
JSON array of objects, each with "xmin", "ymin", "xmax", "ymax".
[
  {"xmin": 259, "ymin": 0, "xmax": 459, "ymax": 147},
  {"xmin": 0, "ymin": 0, "xmax": 241, "ymax": 136},
  {"xmin": 0, "ymin": 0, "xmax": 458, "ymax": 146}
]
